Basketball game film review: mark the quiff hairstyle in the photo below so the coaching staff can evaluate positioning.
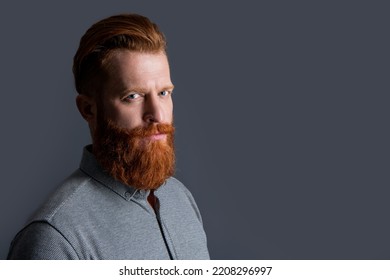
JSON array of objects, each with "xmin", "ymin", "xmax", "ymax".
[{"xmin": 73, "ymin": 14, "xmax": 167, "ymax": 97}]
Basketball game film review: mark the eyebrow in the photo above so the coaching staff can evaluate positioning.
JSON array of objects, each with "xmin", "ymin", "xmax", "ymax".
[{"xmin": 121, "ymin": 85, "xmax": 175, "ymax": 95}]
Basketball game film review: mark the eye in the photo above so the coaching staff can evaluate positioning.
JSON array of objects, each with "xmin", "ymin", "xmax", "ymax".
[
  {"xmin": 124, "ymin": 93, "xmax": 142, "ymax": 101},
  {"xmin": 159, "ymin": 90, "xmax": 171, "ymax": 97}
]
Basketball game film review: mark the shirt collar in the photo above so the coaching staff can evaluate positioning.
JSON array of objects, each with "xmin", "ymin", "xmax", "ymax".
[{"xmin": 79, "ymin": 145, "xmax": 150, "ymax": 201}]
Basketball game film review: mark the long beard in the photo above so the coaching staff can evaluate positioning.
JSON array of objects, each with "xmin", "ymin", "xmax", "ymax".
[{"xmin": 93, "ymin": 120, "xmax": 175, "ymax": 190}]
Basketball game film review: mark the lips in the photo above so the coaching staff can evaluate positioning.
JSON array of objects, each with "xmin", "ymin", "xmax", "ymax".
[{"xmin": 146, "ymin": 133, "xmax": 167, "ymax": 141}]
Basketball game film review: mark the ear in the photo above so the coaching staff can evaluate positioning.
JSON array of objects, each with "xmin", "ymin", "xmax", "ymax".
[{"xmin": 76, "ymin": 94, "xmax": 97, "ymax": 124}]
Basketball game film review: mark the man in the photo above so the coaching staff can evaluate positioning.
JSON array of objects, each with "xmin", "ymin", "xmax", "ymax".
[{"xmin": 7, "ymin": 14, "xmax": 209, "ymax": 260}]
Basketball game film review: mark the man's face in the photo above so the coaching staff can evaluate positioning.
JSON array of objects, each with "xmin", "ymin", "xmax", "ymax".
[
  {"xmin": 90, "ymin": 50, "xmax": 176, "ymax": 190},
  {"xmin": 99, "ymin": 50, "xmax": 174, "ymax": 132}
]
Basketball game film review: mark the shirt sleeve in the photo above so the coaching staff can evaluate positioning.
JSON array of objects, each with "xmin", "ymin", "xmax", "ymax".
[{"xmin": 7, "ymin": 221, "xmax": 79, "ymax": 260}]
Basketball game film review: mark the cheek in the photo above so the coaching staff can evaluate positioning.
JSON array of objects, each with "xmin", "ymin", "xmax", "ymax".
[
  {"xmin": 106, "ymin": 103, "xmax": 143, "ymax": 129},
  {"xmin": 166, "ymin": 99, "xmax": 174, "ymax": 122},
  {"xmin": 116, "ymin": 111, "xmax": 143, "ymax": 129}
]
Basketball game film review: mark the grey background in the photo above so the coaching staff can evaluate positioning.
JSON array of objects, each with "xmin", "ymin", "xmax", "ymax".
[{"xmin": 1, "ymin": 0, "xmax": 389, "ymax": 259}]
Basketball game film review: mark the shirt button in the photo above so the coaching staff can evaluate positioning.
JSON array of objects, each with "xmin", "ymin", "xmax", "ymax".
[{"xmin": 125, "ymin": 192, "xmax": 131, "ymax": 199}]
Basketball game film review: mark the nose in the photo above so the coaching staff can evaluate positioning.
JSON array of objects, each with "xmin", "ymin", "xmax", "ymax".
[{"xmin": 143, "ymin": 95, "xmax": 164, "ymax": 124}]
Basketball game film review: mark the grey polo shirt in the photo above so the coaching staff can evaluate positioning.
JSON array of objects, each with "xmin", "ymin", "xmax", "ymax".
[{"xmin": 7, "ymin": 146, "xmax": 209, "ymax": 260}]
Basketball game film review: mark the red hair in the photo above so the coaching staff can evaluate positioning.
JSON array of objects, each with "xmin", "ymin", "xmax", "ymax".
[{"xmin": 73, "ymin": 14, "xmax": 167, "ymax": 96}]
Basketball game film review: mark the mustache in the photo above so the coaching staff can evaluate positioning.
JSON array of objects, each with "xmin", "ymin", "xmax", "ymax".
[{"xmin": 104, "ymin": 120, "xmax": 175, "ymax": 138}]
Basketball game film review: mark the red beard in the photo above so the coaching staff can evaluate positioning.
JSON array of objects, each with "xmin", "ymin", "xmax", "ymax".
[{"xmin": 93, "ymin": 120, "xmax": 175, "ymax": 190}]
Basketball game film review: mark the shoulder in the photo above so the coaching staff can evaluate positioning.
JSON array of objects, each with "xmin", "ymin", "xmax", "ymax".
[
  {"xmin": 163, "ymin": 177, "xmax": 196, "ymax": 201},
  {"xmin": 8, "ymin": 168, "xmax": 114, "ymax": 259},
  {"xmin": 30, "ymin": 169, "xmax": 95, "ymax": 222},
  {"xmin": 7, "ymin": 221, "xmax": 79, "ymax": 259},
  {"xmin": 7, "ymin": 169, "xmax": 94, "ymax": 259},
  {"xmin": 161, "ymin": 177, "xmax": 204, "ymax": 223}
]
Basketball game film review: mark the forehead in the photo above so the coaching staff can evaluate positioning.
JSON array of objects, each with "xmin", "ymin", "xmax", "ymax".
[{"xmin": 103, "ymin": 50, "xmax": 171, "ymax": 90}]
